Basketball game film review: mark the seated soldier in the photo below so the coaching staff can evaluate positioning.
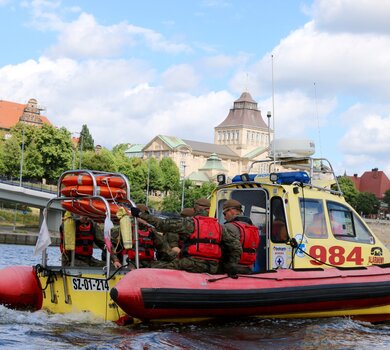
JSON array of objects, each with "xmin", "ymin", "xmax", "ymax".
[{"xmin": 131, "ymin": 198, "xmax": 242, "ymax": 275}]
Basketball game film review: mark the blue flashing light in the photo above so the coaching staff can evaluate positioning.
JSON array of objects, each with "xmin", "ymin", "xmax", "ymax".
[
  {"xmin": 232, "ymin": 174, "xmax": 258, "ymax": 183},
  {"xmin": 274, "ymin": 171, "xmax": 310, "ymax": 185}
]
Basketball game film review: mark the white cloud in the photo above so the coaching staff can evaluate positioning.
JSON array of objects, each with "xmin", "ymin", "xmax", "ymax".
[
  {"xmin": 44, "ymin": 12, "xmax": 191, "ymax": 59},
  {"xmin": 161, "ymin": 64, "xmax": 200, "ymax": 92},
  {"xmin": 340, "ymin": 113, "xmax": 390, "ymax": 155},
  {"xmin": 309, "ymin": 0, "xmax": 390, "ymax": 34}
]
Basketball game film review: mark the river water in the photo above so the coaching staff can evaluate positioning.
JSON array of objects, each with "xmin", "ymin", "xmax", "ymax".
[{"xmin": 2, "ymin": 244, "xmax": 390, "ymax": 350}]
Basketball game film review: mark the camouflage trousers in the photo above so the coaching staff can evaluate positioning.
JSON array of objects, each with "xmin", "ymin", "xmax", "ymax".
[
  {"xmin": 151, "ymin": 257, "xmax": 219, "ymax": 274},
  {"xmin": 153, "ymin": 232, "xmax": 180, "ymax": 262}
]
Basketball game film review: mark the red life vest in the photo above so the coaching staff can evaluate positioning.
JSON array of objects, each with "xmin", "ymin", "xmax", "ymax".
[
  {"xmin": 230, "ymin": 221, "xmax": 260, "ymax": 267},
  {"xmin": 183, "ymin": 216, "xmax": 222, "ymax": 262},
  {"xmin": 60, "ymin": 222, "xmax": 95, "ymax": 256},
  {"xmin": 125, "ymin": 226, "xmax": 155, "ymax": 261}
]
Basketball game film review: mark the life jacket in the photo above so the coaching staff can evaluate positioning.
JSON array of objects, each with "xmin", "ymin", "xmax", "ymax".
[
  {"xmin": 124, "ymin": 225, "xmax": 155, "ymax": 261},
  {"xmin": 183, "ymin": 216, "xmax": 222, "ymax": 262},
  {"xmin": 60, "ymin": 221, "xmax": 95, "ymax": 256},
  {"xmin": 230, "ymin": 221, "xmax": 260, "ymax": 267},
  {"xmin": 74, "ymin": 222, "xmax": 94, "ymax": 256}
]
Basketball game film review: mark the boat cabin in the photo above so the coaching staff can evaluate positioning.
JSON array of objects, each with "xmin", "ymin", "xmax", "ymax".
[{"xmin": 210, "ymin": 156, "xmax": 390, "ymax": 271}]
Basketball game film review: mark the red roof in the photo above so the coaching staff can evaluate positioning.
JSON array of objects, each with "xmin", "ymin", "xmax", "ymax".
[
  {"xmin": 0, "ymin": 99, "xmax": 51, "ymax": 130},
  {"xmin": 349, "ymin": 170, "xmax": 390, "ymax": 199}
]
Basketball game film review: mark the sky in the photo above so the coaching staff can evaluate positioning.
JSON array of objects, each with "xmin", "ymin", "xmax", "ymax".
[{"xmin": 1, "ymin": 0, "xmax": 390, "ymax": 178}]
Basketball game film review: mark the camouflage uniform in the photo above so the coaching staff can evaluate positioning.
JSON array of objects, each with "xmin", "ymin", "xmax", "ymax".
[
  {"xmin": 140, "ymin": 208, "xmax": 242, "ymax": 274},
  {"xmin": 223, "ymin": 216, "xmax": 256, "ymax": 274},
  {"xmin": 222, "ymin": 199, "xmax": 259, "ymax": 274}
]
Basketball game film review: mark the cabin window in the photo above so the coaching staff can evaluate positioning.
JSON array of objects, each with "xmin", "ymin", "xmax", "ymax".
[
  {"xmin": 299, "ymin": 198, "xmax": 328, "ymax": 239},
  {"xmin": 271, "ymin": 197, "xmax": 288, "ymax": 243},
  {"xmin": 326, "ymin": 201, "xmax": 375, "ymax": 244},
  {"xmin": 216, "ymin": 188, "xmax": 267, "ymax": 231}
]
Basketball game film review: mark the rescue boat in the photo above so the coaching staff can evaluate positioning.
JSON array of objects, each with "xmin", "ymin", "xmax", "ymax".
[{"xmin": 2, "ymin": 141, "xmax": 390, "ymax": 324}]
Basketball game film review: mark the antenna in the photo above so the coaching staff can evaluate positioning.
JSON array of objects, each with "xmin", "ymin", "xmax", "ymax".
[
  {"xmin": 271, "ymin": 55, "xmax": 276, "ymax": 166},
  {"xmin": 314, "ymin": 82, "xmax": 323, "ymax": 159}
]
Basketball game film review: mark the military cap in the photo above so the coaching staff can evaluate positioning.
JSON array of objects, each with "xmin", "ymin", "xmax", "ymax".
[
  {"xmin": 223, "ymin": 199, "xmax": 242, "ymax": 211},
  {"xmin": 136, "ymin": 203, "xmax": 150, "ymax": 214},
  {"xmin": 180, "ymin": 207, "xmax": 195, "ymax": 217},
  {"xmin": 194, "ymin": 198, "xmax": 210, "ymax": 207}
]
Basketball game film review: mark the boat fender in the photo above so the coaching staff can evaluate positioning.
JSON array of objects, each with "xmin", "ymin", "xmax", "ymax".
[
  {"xmin": 117, "ymin": 207, "xmax": 132, "ymax": 249},
  {"xmin": 63, "ymin": 211, "xmax": 76, "ymax": 251}
]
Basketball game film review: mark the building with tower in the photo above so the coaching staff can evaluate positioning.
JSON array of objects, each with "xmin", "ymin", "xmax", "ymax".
[{"xmin": 125, "ymin": 91, "xmax": 273, "ymax": 183}]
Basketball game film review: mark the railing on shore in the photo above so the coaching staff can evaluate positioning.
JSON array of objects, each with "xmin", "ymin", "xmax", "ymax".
[{"xmin": 0, "ymin": 177, "xmax": 57, "ymax": 194}]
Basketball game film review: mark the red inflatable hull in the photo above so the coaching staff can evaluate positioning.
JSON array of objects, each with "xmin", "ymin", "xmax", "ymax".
[
  {"xmin": 0, "ymin": 266, "xmax": 43, "ymax": 311},
  {"xmin": 110, "ymin": 266, "xmax": 390, "ymax": 322}
]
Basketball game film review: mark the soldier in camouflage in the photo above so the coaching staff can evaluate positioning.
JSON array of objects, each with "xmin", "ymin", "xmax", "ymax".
[
  {"xmin": 131, "ymin": 198, "xmax": 242, "ymax": 274},
  {"xmin": 221, "ymin": 199, "xmax": 260, "ymax": 274}
]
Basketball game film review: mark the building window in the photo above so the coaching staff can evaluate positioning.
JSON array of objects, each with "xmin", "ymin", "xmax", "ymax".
[{"xmin": 236, "ymin": 130, "xmax": 239, "ymax": 141}]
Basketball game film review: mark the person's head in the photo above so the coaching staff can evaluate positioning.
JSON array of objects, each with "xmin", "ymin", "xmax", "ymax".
[
  {"xmin": 136, "ymin": 203, "xmax": 150, "ymax": 214},
  {"xmin": 180, "ymin": 207, "xmax": 194, "ymax": 217},
  {"xmin": 78, "ymin": 216, "xmax": 91, "ymax": 225},
  {"xmin": 193, "ymin": 198, "xmax": 210, "ymax": 216},
  {"xmin": 222, "ymin": 199, "xmax": 242, "ymax": 221}
]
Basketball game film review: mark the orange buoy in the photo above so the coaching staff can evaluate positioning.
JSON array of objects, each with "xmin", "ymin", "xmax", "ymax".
[
  {"xmin": 61, "ymin": 201, "xmax": 105, "ymax": 220},
  {"xmin": 61, "ymin": 175, "xmax": 126, "ymax": 189},
  {"xmin": 61, "ymin": 185, "xmax": 127, "ymax": 199},
  {"xmin": 78, "ymin": 199, "xmax": 126, "ymax": 216}
]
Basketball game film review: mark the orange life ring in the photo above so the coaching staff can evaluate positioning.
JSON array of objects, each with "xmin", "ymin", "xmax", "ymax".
[
  {"xmin": 78, "ymin": 199, "xmax": 130, "ymax": 216},
  {"xmin": 61, "ymin": 185, "xmax": 127, "ymax": 199},
  {"xmin": 61, "ymin": 201, "xmax": 104, "ymax": 220},
  {"xmin": 61, "ymin": 175, "xmax": 126, "ymax": 189}
]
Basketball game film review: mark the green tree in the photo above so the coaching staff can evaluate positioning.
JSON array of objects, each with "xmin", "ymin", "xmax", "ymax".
[
  {"xmin": 383, "ymin": 189, "xmax": 390, "ymax": 207},
  {"xmin": 80, "ymin": 124, "xmax": 94, "ymax": 151},
  {"xmin": 81, "ymin": 149, "xmax": 118, "ymax": 172},
  {"xmin": 0, "ymin": 141, "xmax": 5, "ymax": 175},
  {"xmin": 355, "ymin": 192, "xmax": 380, "ymax": 216},
  {"xmin": 160, "ymin": 157, "xmax": 180, "ymax": 194},
  {"xmin": 147, "ymin": 157, "xmax": 164, "ymax": 193},
  {"xmin": 34, "ymin": 124, "xmax": 73, "ymax": 182},
  {"xmin": 335, "ymin": 176, "xmax": 359, "ymax": 208},
  {"xmin": 24, "ymin": 140, "xmax": 44, "ymax": 180},
  {"xmin": 112, "ymin": 143, "xmax": 130, "ymax": 155},
  {"xmin": 3, "ymin": 134, "xmax": 22, "ymax": 178}
]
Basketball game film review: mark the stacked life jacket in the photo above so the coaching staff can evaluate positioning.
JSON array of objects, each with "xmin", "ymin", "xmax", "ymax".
[
  {"xmin": 124, "ymin": 225, "xmax": 155, "ymax": 261},
  {"xmin": 230, "ymin": 221, "xmax": 260, "ymax": 267},
  {"xmin": 182, "ymin": 216, "xmax": 223, "ymax": 262},
  {"xmin": 60, "ymin": 222, "xmax": 94, "ymax": 257}
]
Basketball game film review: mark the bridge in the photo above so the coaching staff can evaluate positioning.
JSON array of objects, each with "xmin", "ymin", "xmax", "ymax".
[{"xmin": 0, "ymin": 180, "xmax": 62, "ymax": 233}]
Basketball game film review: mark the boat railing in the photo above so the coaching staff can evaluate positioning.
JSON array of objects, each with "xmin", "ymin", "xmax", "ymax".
[
  {"xmin": 39, "ymin": 170, "xmax": 141, "ymax": 276},
  {"xmin": 248, "ymin": 156, "xmax": 342, "ymax": 194}
]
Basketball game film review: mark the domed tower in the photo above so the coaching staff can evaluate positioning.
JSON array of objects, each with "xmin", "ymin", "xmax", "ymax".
[{"xmin": 214, "ymin": 92, "xmax": 272, "ymax": 157}]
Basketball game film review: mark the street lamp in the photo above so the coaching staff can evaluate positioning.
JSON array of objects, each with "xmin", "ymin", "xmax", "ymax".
[
  {"xmin": 181, "ymin": 164, "xmax": 187, "ymax": 210},
  {"xmin": 146, "ymin": 155, "xmax": 151, "ymax": 206},
  {"xmin": 19, "ymin": 124, "xmax": 25, "ymax": 187},
  {"xmin": 267, "ymin": 111, "xmax": 271, "ymax": 146}
]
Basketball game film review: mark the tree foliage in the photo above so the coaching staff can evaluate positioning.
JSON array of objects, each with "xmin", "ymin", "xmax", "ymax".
[
  {"xmin": 354, "ymin": 192, "xmax": 380, "ymax": 216},
  {"xmin": 336, "ymin": 176, "xmax": 359, "ymax": 208},
  {"xmin": 383, "ymin": 189, "xmax": 390, "ymax": 206},
  {"xmin": 80, "ymin": 124, "xmax": 94, "ymax": 151}
]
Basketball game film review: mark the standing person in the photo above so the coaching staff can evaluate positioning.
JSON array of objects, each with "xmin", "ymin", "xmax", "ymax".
[
  {"xmin": 60, "ymin": 215, "xmax": 121, "ymax": 268},
  {"xmin": 222, "ymin": 199, "xmax": 260, "ymax": 274},
  {"xmin": 130, "ymin": 198, "xmax": 242, "ymax": 274}
]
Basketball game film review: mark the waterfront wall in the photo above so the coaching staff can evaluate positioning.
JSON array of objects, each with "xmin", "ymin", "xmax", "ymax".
[{"xmin": 0, "ymin": 231, "xmax": 60, "ymax": 246}]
